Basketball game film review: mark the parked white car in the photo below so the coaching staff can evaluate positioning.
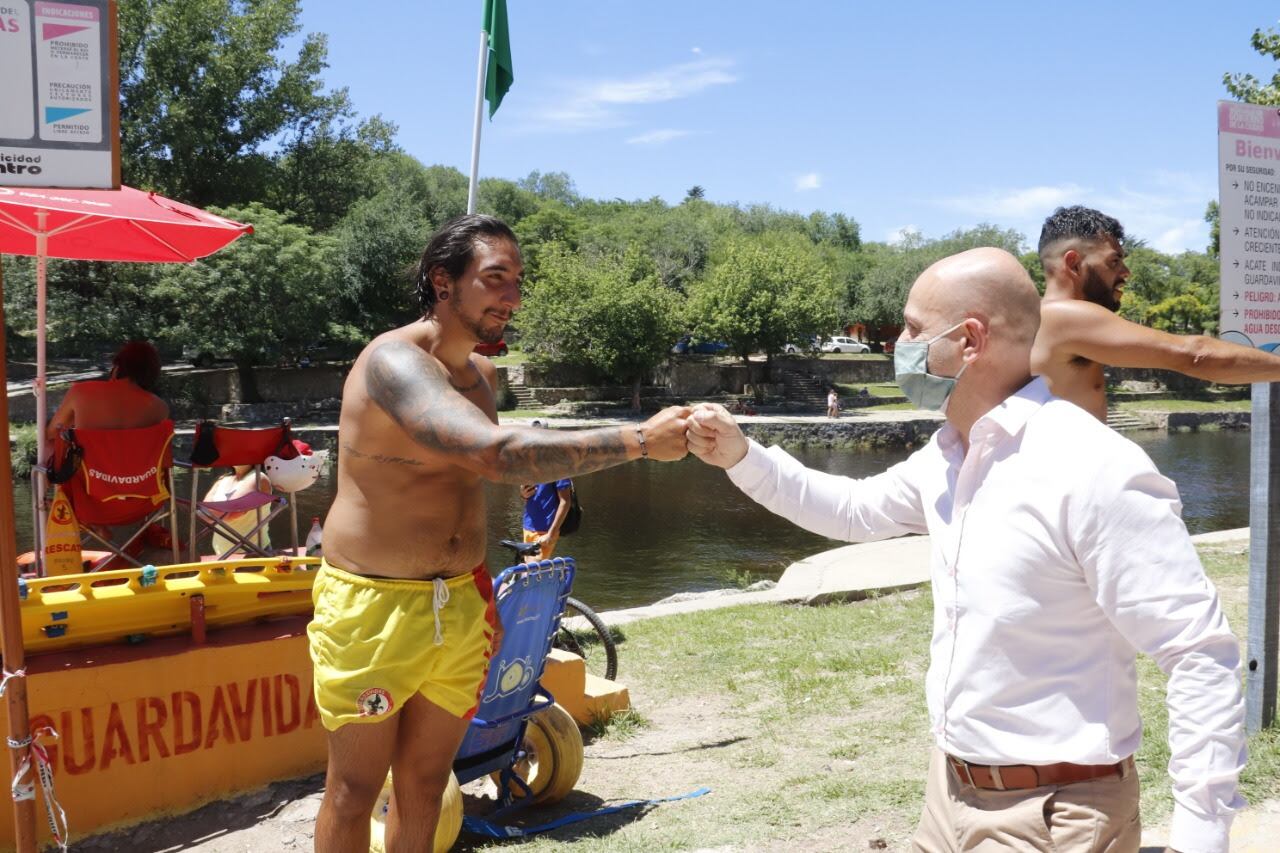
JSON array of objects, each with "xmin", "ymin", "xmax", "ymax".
[{"xmin": 820, "ymin": 336, "xmax": 870, "ymax": 354}]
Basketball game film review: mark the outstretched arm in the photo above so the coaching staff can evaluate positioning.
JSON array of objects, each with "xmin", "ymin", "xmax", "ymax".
[
  {"xmin": 1040, "ymin": 300, "xmax": 1280, "ymax": 383},
  {"xmin": 366, "ymin": 341, "xmax": 688, "ymax": 483}
]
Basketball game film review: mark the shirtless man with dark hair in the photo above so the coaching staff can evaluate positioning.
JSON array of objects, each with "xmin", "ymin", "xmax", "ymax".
[
  {"xmin": 1032, "ymin": 204, "xmax": 1280, "ymax": 420},
  {"xmin": 309, "ymin": 214, "xmax": 690, "ymax": 852}
]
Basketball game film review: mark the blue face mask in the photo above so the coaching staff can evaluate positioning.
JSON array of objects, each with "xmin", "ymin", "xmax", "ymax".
[{"xmin": 894, "ymin": 320, "xmax": 969, "ymax": 411}]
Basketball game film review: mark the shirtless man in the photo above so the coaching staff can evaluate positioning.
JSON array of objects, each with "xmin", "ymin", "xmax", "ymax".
[
  {"xmin": 44, "ymin": 340, "xmax": 168, "ymax": 443},
  {"xmin": 309, "ymin": 214, "xmax": 690, "ymax": 853},
  {"xmin": 1032, "ymin": 205, "xmax": 1280, "ymax": 420}
]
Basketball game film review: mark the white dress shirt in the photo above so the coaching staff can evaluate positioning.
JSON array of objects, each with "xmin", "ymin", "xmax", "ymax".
[{"xmin": 726, "ymin": 378, "xmax": 1245, "ymax": 853}]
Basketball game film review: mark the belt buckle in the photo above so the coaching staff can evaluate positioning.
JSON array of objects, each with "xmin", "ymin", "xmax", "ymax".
[{"xmin": 952, "ymin": 757, "xmax": 977, "ymax": 787}]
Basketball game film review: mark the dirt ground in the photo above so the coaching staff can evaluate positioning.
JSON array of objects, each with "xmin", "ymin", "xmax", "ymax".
[{"xmin": 71, "ymin": 693, "xmax": 1206, "ymax": 853}]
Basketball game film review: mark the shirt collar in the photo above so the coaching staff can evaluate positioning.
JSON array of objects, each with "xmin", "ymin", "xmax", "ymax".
[{"xmin": 937, "ymin": 377, "xmax": 1050, "ymax": 455}]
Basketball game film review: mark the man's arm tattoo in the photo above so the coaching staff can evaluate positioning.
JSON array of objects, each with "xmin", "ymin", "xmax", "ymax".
[
  {"xmin": 366, "ymin": 341, "xmax": 631, "ymax": 483},
  {"xmin": 340, "ymin": 442, "xmax": 424, "ymax": 468}
]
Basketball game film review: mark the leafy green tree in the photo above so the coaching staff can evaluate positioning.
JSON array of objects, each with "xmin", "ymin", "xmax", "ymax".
[
  {"xmin": 1224, "ymin": 25, "xmax": 1280, "ymax": 104},
  {"xmin": 1120, "ymin": 246, "xmax": 1219, "ymax": 335},
  {"xmin": 118, "ymin": 0, "xmax": 347, "ymax": 206},
  {"xmin": 513, "ymin": 203, "xmax": 583, "ymax": 279},
  {"xmin": 268, "ymin": 112, "xmax": 400, "ymax": 232},
  {"xmin": 687, "ymin": 234, "xmax": 841, "ymax": 373},
  {"xmin": 852, "ymin": 225, "xmax": 1026, "ymax": 338},
  {"xmin": 152, "ymin": 204, "xmax": 340, "ymax": 386},
  {"xmin": 478, "ymin": 178, "xmax": 540, "ymax": 225},
  {"xmin": 518, "ymin": 171, "xmax": 580, "ymax": 206},
  {"xmin": 684, "ymin": 185, "xmax": 706, "ymax": 202},
  {"xmin": 332, "ymin": 189, "xmax": 431, "ymax": 335},
  {"xmin": 518, "ymin": 244, "xmax": 683, "ymax": 408},
  {"xmin": 1204, "ymin": 200, "xmax": 1221, "ymax": 258}
]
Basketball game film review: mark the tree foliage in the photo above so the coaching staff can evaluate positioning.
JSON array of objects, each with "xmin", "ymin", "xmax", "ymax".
[
  {"xmin": 517, "ymin": 245, "xmax": 683, "ymax": 406},
  {"xmin": 852, "ymin": 225, "xmax": 1026, "ymax": 335},
  {"xmin": 151, "ymin": 203, "xmax": 341, "ymax": 367},
  {"xmin": 687, "ymin": 234, "xmax": 841, "ymax": 367},
  {"xmin": 1224, "ymin": 25, "xmax": 1280, "ymax": 104},
  {"xmin": 119, "ymin": 0, "xmax": 346, "ymax": 207}
]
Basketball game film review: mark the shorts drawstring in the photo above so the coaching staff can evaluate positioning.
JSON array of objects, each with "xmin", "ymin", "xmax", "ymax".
[{"xmin": 432, "ymin": 578, "xmax": 450, "ymax": 645}]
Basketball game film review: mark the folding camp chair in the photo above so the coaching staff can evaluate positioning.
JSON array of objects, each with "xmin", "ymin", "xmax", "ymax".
[
  {"xmin": 49, "ymin": 419, "xmax": 180, "ymax": 570},
  {"xmin": 179, "ymin": 420, "xmax": 297, "ymax": 562}
]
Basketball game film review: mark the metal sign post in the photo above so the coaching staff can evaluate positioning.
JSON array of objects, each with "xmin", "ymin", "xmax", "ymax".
[
  {"xmin": 1248, "ymin": 383, "xmax": 1280, "ymax": 732},
  {"xmin": 1219, "ymin": 100, "xmax": 1280, "ymax": 732}
]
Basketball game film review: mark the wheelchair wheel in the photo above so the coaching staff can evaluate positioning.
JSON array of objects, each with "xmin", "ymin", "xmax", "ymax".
[
  {"xmin": 490, "ymin": 702, "xmax": 583, "ymax": 805},
  {"xmin": 554, "ymin": 596, "xmax": 619, "ymax": 682},
  {"xmin": 369, "ymin": 769, "xmax": 462, "ymax": 853}
]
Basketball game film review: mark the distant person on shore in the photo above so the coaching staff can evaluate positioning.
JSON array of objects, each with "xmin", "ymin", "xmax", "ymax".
[
  {"xmin": 1034, "ymin": 204, "xmax": 1280, "ymax": 421},
  {"xmin": 826, "ymin": 387, "xmax": 840, "ymax": 418},
  {"xmin": 309, "ymin": 214, "xmax": 691, "ymax": 852},
  {"xmin": 44, "ymin": 340, "xmax": 168, "ymax": 444},
  {"xmin": 519, "ymin": 420, "xmax": 573, "ymax": 562},
  {"xmin": 688, "ymin": 247, "xmax": 1245, "ymax": 853}
]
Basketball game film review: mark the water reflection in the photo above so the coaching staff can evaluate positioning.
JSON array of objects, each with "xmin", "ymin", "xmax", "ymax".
[{"xmin": 10, "ymin": 430, "xmax": 1253, "ymax": 611}]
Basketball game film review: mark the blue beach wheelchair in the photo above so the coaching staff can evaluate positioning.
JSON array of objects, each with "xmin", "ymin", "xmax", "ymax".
[{"xmin": 371, "ymin": 556, "xmax": 583, "ymax": 852}]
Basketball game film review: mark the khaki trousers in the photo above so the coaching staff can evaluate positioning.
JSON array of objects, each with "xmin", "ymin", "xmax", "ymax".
[{"xmin": 911, "ymin": 749, "xmax": 1141, "ymax": 852}]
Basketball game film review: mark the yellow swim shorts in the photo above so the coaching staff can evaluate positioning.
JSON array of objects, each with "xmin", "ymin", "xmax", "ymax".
[{"xmin": 307, "ymin": 558, "xmax": 497, "ymax": 731}]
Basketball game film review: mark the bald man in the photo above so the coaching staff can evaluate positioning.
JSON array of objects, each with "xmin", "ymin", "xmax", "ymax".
[
  {"xmin": 1034, "ymin": 205, "xmax": 1280, "ymax": 421},
  {"xmin": 689, "ymin": 248, "xmax": 1244, "ymax": 853}
]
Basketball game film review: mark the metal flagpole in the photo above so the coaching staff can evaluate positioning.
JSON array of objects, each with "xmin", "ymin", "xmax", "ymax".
[{"xmin": 466, "ymin": 26, "xmax": 490, "ymax": 215}]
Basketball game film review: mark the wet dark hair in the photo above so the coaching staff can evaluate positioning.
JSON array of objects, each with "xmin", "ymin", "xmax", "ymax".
[
  {"xmin": 1037, "ymin": 205, "xmax": 1125, "ymax": 264},
  {"xmin": 112, "ymin": 340, "xmax": 161, "ymax": 391},
  {"xmin": 414, "ymin": 214, "xmax": 519, "ymax": 317}
]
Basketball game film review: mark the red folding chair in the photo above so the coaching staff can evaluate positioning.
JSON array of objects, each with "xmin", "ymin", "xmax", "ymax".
[
  {"xmin": 51, "ymin": 420, "xmax": 180, "ymax": 569},
  {"xmin": 180, "ymin": 420, "xmax": 298, "ymax": 561}
]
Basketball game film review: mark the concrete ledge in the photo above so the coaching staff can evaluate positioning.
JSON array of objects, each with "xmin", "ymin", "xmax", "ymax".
[{"xmin": 776, "ymin": 535, "xmax": 932, "ymax": 605}]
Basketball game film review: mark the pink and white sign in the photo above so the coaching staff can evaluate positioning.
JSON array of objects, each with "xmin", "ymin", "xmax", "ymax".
[
  {"xmin": 1219, "ymin": 101, "xmax": 1280, "ymax": 351},
  {"xmin": 0, "ymin": 0, "xmax": 116, "ymax": 189}
]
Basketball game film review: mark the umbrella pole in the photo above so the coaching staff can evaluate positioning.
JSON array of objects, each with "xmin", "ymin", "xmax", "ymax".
[
  {"xmin": 33, "ymin": 214, "xmax": 47, "ymax": 578},
  {"xmin": 0, "ymin": 261, "xmax": 40, "ymax": 851}
]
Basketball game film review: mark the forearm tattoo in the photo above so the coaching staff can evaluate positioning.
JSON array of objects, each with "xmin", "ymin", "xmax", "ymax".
[{"xmin": 366, "ymin": 341, "xmax": 630, "ymax": 483}]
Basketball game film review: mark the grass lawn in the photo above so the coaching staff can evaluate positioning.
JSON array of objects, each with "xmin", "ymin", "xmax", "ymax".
[
  {"xmin": 1116, "ymin": 398, "xmax": 1252, "ymax": 412},
  {"xmin": 492, "ymin": 349, "xmax": 530, "ymax": 367},
  {"xmin": 835, "ymin": 382, "xmax": 902, "ymax": 399},
  {"xmin": 474, "ymin": 544, "xmax": 1278, "ymax": 851}
]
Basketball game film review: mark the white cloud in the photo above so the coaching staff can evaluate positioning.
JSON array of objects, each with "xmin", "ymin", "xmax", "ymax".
[
  {"xmin": 525, "ymin": 58, "xmax": 738, "ymax": 132},
  {"xmin": 939, "ymin": 184, "xmax": 1088, "ymax": 220},
  {"xmin": 931, "ymin": 172, "xmax": 1214, "ymax": 253},
  {"xmin": 795, "ymin": 172, "xmax": 821, "ymax": 191},
  {"xmin": 691, "ymin": 46, "xmax": 703, "ymax": 55},
  {"xmin": 626, "ymin": 128, "xmax": 693, "ymax": 145}
]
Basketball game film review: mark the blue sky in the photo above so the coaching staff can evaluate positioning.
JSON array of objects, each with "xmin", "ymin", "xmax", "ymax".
[{"xmin": 291, "ymin": 1, "xmax": 1280, "ymax": 254}]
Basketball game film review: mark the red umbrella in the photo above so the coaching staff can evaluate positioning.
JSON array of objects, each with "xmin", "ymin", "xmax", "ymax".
[
  {"xmin": 0, "ymin": 184, "xmax": 253, "ymax": 530},
  {"xmin": 0, "ymin": 185, "xmax": 252, "ymax": 262},
  {"xmin": 0, "ymin": 185, "xmax": 250, "ymax": 851}
]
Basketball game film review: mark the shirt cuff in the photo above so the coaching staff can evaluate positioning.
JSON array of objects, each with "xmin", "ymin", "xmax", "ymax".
[
  {"xmin": 725, "ymin": 439, "xmax": 772, "ymax": 491},
  {"xmin": 1169, "ymin": 801, "xmax": 1233, "ymax": 853}
]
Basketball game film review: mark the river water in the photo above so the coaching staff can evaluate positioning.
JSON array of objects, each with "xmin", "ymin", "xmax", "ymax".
[{"xmin": 11, "ymin": 429, "xmax": 1252, "ymax": 611}]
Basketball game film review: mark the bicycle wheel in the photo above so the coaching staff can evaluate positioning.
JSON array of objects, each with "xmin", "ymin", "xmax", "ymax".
[{"xmin": 554, "ymin": 596, "xmax": 618, "ymax": 682}]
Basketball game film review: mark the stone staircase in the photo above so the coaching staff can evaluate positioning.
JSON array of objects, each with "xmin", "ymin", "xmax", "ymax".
[
  {"xmin": 779, "ymin": 367, "xmax": 827, "ymax": 411},
  {"xmin": 1105, "ymin": 406, "xmax": 1149, "ymax": 431},
  {"xmin": 507, "ymin": 378, "xmax": 539, "ymax": 409}
]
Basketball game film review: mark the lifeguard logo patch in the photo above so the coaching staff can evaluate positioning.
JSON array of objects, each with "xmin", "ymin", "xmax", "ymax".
[{"xmin": 357, "ymin": 687, "xmax": 394, "ymax": 718}]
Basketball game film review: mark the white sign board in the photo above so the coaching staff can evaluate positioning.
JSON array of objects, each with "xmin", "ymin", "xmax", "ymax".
[{"xmin": 0, "ymin": 0, "xmax": 119, "ymax": 189}]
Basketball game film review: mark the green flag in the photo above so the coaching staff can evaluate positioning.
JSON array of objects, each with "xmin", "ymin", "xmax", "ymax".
[{"xmin": 483, "ymin": 0, "xmax": 514, "ymax": 118}]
